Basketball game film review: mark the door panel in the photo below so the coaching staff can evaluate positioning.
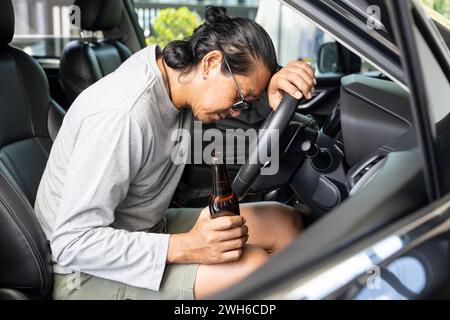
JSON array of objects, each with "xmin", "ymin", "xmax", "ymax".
[{"xmin": 213, "ymin": 148, "xmax": 428, "ymax": 299}]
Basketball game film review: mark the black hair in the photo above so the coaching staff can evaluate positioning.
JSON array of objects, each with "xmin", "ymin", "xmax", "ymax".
[{"xmin": 162, "ymin": 6, "xmax": 278, "ymax": 77}]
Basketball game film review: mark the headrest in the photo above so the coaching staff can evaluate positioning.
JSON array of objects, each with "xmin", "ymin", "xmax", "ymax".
[
  {"xmin": 74, "ymin": 0, "xmax": 123, "ymax": 31},
  {"xmin": 0, "ymin": 0, "xmax": 15, "ymax": 46}
]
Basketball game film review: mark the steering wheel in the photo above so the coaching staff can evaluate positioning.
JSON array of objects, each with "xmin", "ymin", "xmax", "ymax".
[{"xmin": 232, "ymin": 94, "xmax": 301, "ymax": 200}]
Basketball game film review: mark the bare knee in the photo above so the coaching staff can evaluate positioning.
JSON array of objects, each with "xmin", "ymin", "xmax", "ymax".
[
  {"xmin": 194, "ymin": 245, "xmax": 268, "ymax": 299},
  {"xmin": 269, "ymin": 203, "xmax": 302, "ymax": 250},
  {"xmin": 282, "ymin": 204, "xmax": 303, "ymax": 234},
  {"xmin": 240, "ymin": 245, "xmax": 270, "ymax": 272}
]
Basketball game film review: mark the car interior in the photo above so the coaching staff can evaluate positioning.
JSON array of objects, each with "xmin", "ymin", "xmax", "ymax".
[
  {"xmin": 0, "ymin": 0, "xmax": 448, "ymax": 299},
  {"xmin": 59, "ymin": 0, "xmax": 133, "ymax": 105}
]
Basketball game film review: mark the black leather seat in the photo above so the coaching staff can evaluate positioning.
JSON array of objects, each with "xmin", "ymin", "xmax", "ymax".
[
  {"xmin": 0, "ymin": 0, "xmax": 65, "ymax": 299},
  {"xmin": 59, "ymin": 0, "xmax": 132, "ymax": 105}
]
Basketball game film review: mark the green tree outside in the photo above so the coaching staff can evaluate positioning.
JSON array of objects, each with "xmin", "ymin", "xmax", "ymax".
[
  {"xmin": 148, "ymin": 7, "xmax": 202, "ymax": 47},
  {"xmin": 421, "ymin": 0, "xmax": 450, "ymax": 19}
]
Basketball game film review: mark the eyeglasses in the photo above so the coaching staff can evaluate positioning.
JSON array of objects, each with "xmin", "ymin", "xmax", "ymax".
[{"xmin": 223, "ymin": 57, "xmax": 252, "ymax": 112}]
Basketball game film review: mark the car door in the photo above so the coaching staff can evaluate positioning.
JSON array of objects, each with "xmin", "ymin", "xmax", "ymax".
[{"xmin": 212, "ymin": 0, "xmax": 450, "ymax": 300}]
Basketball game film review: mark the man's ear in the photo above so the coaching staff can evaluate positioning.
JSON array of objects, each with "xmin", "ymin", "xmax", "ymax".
[{"xmin": 200, "ymin": 50, "xmax": 223, "ymax": 77}]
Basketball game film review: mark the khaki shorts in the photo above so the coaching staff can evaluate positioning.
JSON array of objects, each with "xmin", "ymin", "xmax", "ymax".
[{"xmin": 53, "ymin": 207, "xmax": 202, "ymax": 300}]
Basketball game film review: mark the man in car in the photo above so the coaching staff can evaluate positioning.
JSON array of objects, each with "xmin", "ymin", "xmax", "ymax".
[{"xmin": 35, "ymin": 6, "xmax": 316, "ymax": 299}]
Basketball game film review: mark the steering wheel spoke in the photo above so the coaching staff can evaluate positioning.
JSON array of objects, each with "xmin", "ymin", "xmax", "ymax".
[{"xmin": 232, "ymin": 94, "xmax": 301, "ymax": 200}]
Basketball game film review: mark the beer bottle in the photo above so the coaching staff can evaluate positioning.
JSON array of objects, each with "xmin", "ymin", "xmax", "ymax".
[{"xmin": 209, "ymin": 152, "xmax": 240, "ymax": 219}]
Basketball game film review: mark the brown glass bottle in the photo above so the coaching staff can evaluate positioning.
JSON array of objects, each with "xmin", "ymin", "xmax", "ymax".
[{"xmin": 209, "ymin": 153, "xmax": 240, "ymax": 219}]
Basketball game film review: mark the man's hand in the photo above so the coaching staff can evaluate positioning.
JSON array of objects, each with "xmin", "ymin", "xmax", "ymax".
[
  {"xmin": 167, "ymin": 207, "xmax": 249, "ymax": 264},
  {"xmin": 268, "ymin": 60, "xmax": 317, "ymax": 110}
]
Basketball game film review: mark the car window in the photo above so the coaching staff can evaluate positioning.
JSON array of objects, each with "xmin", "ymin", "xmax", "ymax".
[
  {"xmin": 256, "ymin": 1, "xmax": 380, "ymax": 74},
  {"xmin": 133, "ymin": 0, "xmax": 259, "ymax": 46},
  {"xmin": 339, "ymin": 0, "xmax": 396, "ymax": 41},
  {"xmin": 11, "ymin": 0, "xmax": 103, "ymax": 58},
  {"xmin": 421, "ymin": 0, "xmax": 449, "ymax": 21},
  {"xmin": 133, "ymin": 0, "xmax": 379, "ymax": 75},
  {"xmin": 334, "ymin": 0, "xmax": 449, "ymax": 51},
  {"xmin": 256, "ymin": 1, "xmax": 336, "ymax": 69}
]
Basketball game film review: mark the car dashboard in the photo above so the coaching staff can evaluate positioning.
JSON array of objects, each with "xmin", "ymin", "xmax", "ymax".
[{"xmin": 251, "ymin": 74, "xmax": 416, "ymax": 223}]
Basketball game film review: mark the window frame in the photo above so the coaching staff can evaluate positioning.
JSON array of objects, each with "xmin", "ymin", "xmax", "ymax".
[{"xmin": 387, "ymin": 0, "xmax": 450, "ymax": 201}]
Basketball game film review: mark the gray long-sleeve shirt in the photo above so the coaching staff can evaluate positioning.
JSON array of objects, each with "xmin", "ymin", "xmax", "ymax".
[{"xmin": 34, "ymin": 45, "xmax": 192, "ymax": 291}]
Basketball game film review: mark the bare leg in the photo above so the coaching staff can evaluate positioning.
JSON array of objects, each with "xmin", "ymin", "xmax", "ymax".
[
  {"xmin": 240, "ymin": 202, "xmax": 303, "ymax": 253},
  {"xmin": 194, "ymin": 245, "xmax": 269, "ymax": 299},
  {"xmin": 193, "ymin": 202, "xmax": 302, "ymax": 299}
]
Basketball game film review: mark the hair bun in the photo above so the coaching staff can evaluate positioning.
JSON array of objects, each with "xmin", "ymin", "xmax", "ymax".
[
  {"xmin": 204, "ymin": 6, "xmax": 230, "ymax": 25},
  {"xmin": 163, "ymin": 40, "xmax": 194, "ymax": 69}
]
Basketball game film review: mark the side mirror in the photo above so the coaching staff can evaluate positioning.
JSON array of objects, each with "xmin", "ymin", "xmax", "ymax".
[
  {"xmin": 317, "ymin": 42, "xmax": 339, "ymax": 74},
  {"xmin": 317, "ymin": 42, "xmax": 362, "ymax": 74}
]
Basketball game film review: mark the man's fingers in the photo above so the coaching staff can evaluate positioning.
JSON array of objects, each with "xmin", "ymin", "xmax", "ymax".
[
  {"xmin": 297, "ymin": 73, "xmax": 316, "ymax": 99},
  {"xmin": 268, "ymin": 60, "xmax": 317, "ymax": 109},
  {"xmin": 220, "ymin": 248, "xmax": 244, "ymax": 262},
  {"xmin": 217, "ymin": 224, "xmax": 249, "ymax": 241},
  {"xmin": 285, "ymin": 72, "xmax": 314, "ymax": 99},
  {"xmin": 276, "ymin": 77, "xmax": 303, "ymax": 100},
  {"xmin": 299, "ymin": 62, "xmax": 316, "ymax": 83},
  {"xmin": 212, "ymin": 215, "xmax": 245, "ymax": 231},
  {"xmin": 286, "ymin": 64, "xmax": 316, "ymax": 88},
  {"xmin": 286, "ymin": 61, "xmax": 316, "ymax": 81},
  {"xmin": 221, "ymin": 235, "xmax": 249, "ymax": 252}
]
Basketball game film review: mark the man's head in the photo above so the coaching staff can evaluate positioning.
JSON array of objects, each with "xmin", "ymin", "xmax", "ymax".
[{"xmin": 163, "ymin": 6, "xmax": 278, "ymax": 123}]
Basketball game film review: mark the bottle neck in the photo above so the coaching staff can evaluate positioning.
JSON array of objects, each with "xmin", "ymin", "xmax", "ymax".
[{"xmin": 212, "ymin": 162, "xmax": 233, "ymax": 196}]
